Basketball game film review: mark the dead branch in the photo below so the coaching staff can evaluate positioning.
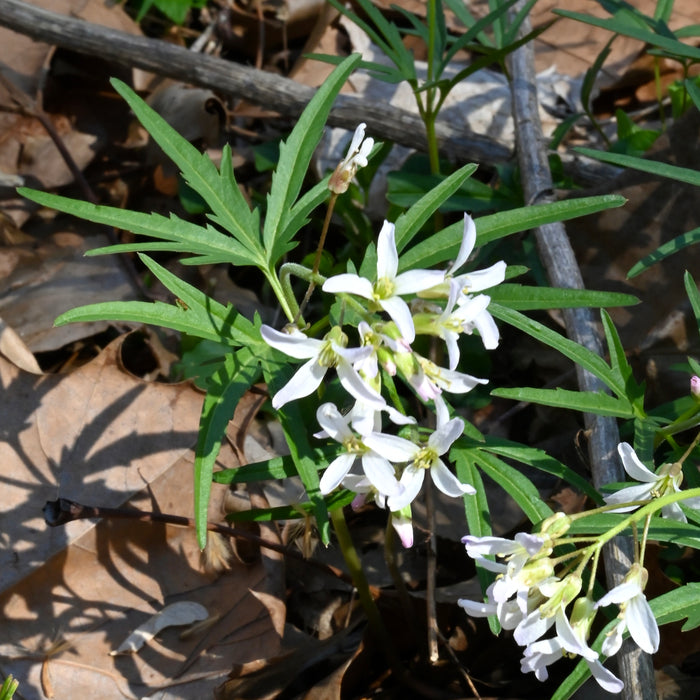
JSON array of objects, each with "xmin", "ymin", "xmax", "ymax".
[
  {"xmin": 0, "ymin": 0, "xmax": 619, "ymax": 185},
  {"xmin": 506, "ymin": 3, "xmax": 656, "ymax": 699}
]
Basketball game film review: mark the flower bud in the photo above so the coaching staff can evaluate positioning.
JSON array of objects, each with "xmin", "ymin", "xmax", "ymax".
[{"xmin": 691, "ymin": 375, "xmax": 700, "ymax": 400}]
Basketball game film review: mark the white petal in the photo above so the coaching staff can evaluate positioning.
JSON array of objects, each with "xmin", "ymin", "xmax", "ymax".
[
  {"xmin": 601, "ymin": 619, "xmax": 625, "ymax": 657},
  {"xmin": 376, "ymin": 220, "xmax": 398, "ymax": 279},
  {"xmin": 461, "ymin": 535, "xmax": 522, "ymax": 556},
  {"xmin": 596, "ymin": 581, "xmax": 641, "ymax": 608},
  {"xmin": 347, "ymin": 123, "xmax": 366, "ymax": 156},
  {"xmin": 661, "ymin": 502, "xmax": 687, "ymax": 522},
  {"xmin": 473, "ymin": 309, "xmax": 500, "ymax": 349},
  {"xmin": 514, "ymin": 609, "xmax": 552, "ymax": 646},
  {"xmin": 449, "ymin": 213, "xmax": 476, "ymax": 275},
  {"xmin": 260, "ymin": 326, "xmax": 322, "ymax": 359},
  {"xmin": 586, "ymin": 659, "xmax": 624, "ymax": 694},
  {"xmin": 555, "ymin": 611, "xmax": 598, "ymax": 661},
  {"xmin": 618, "ymin": 443, "xmax": 657, "ymax": 482},
  {"xmin": 379, "ymin": 295, "xmax": 415, "ymax": 343},
  {"xmin": 389, "ymin": 464, "xmax": 424, "ymax": 510},
  {"xmin": 363, "ymin": 433, "xmax": 418, "ymax": 462},
  {"xmin": 429, "ymin": 417, "xmax": 464, "ymax": 454},
  {"xmin": 272, "ymin": 359, "xmax": 325, "ymax": 409},
  {"xmin": 603, "ymin": 483, "xmax": 654, "ymax": 510},
  {"xmin": 434, "ymin": 394, "xmax": 450, "ymax": 428},
  {"xmin": 336, "ymin": 361, "xmax": 386, "ymax": 407},
  {"xmin": 316, "ymin": 403, "xmax": 353, "ymax": 443},
  {"xmin": 361, "ymin": 453, "xmax": 401, "ymax": 496},
  {"xmin": 444, "ymin": 331, "xmax": 460, "ymax": 371},
  {"xmin": 323, "ymin": 273, "xmax": 374, "ymax": 299},
  {"xmin": 626, "ymin": 594, "xmax": 659, "ymax": 654},
  {"xmin": 456, "ymin": 261, "xmax": 507, "ymax": 293},
  {"xmin": 431, "ymin": 458, "xmax": 475, "ymax": 497},
  {"xmin": 394, "ymin": 269, "xmax": 446, "ymax": 295},
  {"xmin": 320, "ymin": 453, "xmax": 358, "ymax": 494},
  {"xmin": 458, "ymin": 598, "xmax": 496, "ymax": 617}
]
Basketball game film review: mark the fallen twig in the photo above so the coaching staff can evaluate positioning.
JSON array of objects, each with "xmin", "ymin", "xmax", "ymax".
[
  {"xmin": 0, "ymin": 0, "xmax": 620, "ymax": 186},
  {"xmin": 506, "ymin": 3, "xmax": 657, "ymax": 699}
]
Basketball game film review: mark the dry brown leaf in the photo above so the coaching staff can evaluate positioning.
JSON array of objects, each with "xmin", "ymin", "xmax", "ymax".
[
  {"xmin": 0, "ymin": 226, "xmax": 138, "ymax": 353},
  {"xmin": 0, "ymin": 334, "xmax": 285, "ymax": 699},
  {"xmin": 0, "ymin": 316, "xmax": 42, "ymax": 374}
]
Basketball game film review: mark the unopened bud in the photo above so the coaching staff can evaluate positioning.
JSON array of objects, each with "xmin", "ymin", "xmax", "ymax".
[{"xmin": 691, "ymin": 375, "xmax": 700, "ymax": 400}]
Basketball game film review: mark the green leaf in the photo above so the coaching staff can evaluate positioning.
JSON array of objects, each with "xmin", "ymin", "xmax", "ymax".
[
  {"xmin": 468, "ymin": 449, "xmax": 553, "ymax": 524},
  {"xmin": 55, "ymin": 255, "xmax": 260, "ymax": 347},
  {"xmin": 488, "ymin": 304, "xmax": 623, "ymax": 395},
  {"xmin": 575, "ymin": 146, "xmax": 700, "ymax": 187},
  {"xmin": 109, "ymin": 80, "xmax": 265, "ymax": 263},
  {"xmin": 393, "ymin": 163, "xmax": 478, "ymax": 252},
  {"xmin": 194, "ymin": 348, "xmax": 261, "ymax": 548},
  {"xmin": 479, "ymin": 437, "xmax": 603, "ymax": 505},
  {"xmin": 491, "ymin": 386, "xmax": 636, "ymax": 418},
  {"xmin": 685, "ymin": 271, "xmax": 700, "ymax": 329},
  {"xmin": 554, "ymin": 9, "xmax": 700, "ymax": 61},
  {"xmin": 487, "ymin": 284, "xmax": 639, "ymax": 310},
  {"xmin": 16, "ymin": 188, "xmax": 254, "ymax": 267},
  {"xmin": 398, "ymin": 195, "xmax": 626, "ymax": 271},
  {"xmin": 261, "ymin": 357, "xmax": 330, "ymax": 543},
  {"xmin": 263, "ymin": 54, "xmax": 361, "ymax": 265},
  {"xmin": 213, "ymin": 446, "xmax": 338, "ymax": 484},
  {"xmin": 628, "ymin": 227, "xmax": 700, "ymax": 278}
]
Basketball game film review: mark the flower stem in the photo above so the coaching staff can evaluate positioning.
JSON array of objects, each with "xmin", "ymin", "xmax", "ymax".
[{"xmin": 330, "ymin": 507, "xmax": 401, "ymax": 668}]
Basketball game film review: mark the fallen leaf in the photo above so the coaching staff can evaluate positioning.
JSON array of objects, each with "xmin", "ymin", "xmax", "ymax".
[{"xmin": 110, "ymin": 602, "xmax": 210, "ymax": 655}]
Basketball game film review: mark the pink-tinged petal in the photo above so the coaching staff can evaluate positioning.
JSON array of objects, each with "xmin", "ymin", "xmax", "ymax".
[
  {"xmin": 272, "ymin": 359, "xmax": 326, "ymax": 408},
  {"xmin": 626, "ymin": 595, "xmax": 659, "ymax": 654},
  {"xmin": 379, "ymin": 295, "xmax": 415, "ymax": 343},
  {"xmin": 394, "ymin": 269, "xmax": 445, "ymax": 295},
  {"xmin": 361, "ymin": 453, "xmax": 401, "ymax": 496},
  {"xmin": 363, "ymin": 433, "xmax": 418, "ymax": 462},
  {"xmin": 449, "ymin": 213, "xmax": 477, "ymax": 275},
  {"xmin": 429, "ymin": 417, "xmax": 464, "ymax": 454},
  {"xmin": 430, "ymin": 458, "xmax": 475, "ymax": 497},
  {"xmin": 316, "ymin": 403, "xmax": 353, "ymax": 443},
  {"xmin": 391, "ymin": 512, "xmax": 413, "ymax": 548},
  {"xmin": 389, "ymin": 464, "xmax": 424, "ymax": 510},
  {"xmin": 320, "ymin": 453, "xmax": 358, "ymax": 494},
  {"xmin": 260, "ymin": 325, "xmax": 322, "ymax": 359},
  {"xmin": 617, "ymin": 443, "xmax": 657, "ymax": 482},
  {"xmin": 473, "ymin": 309, "xmax": 500, "ymax": 349},
  {"xmin": 586, "ymin": 660, "xmax": 624, "ymax": 694},
  {"xmin": 336, "ymin": 361, "xmax": 385, "ymax": 407},
  {"xmin": 376, "ymin": 220, "xmax": 398, "ymax": 280},
  {"xmin": 323, "ymin": 273, "xmax": 374, "ymax": 299}
]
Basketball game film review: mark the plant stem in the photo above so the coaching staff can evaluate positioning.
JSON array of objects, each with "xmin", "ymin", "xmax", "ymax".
[{"xmin": 330, "ymin": 507, "xmax": 401, "ymax": 669}]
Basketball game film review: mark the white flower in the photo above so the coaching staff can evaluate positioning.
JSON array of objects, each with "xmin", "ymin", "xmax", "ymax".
[
  {"xmin": 260, "ymin": 325, "xmax": 385, "ymax": 410},
  {"xmin": 459, "ymin": 582, "xmax": 529, "ymax": 630},
  {"xmin": 448, "ymin": 214, "xmax": 507, "ymax": 292},
  {"xmin": 521, "ymin": 604, "xmax": 623, "ymax": 693},
  {"xmin": 596, "ymin": 563, "xmax": 659, "ymax": 656},
  {"xmin": 315, "ymin": 403, "xmax": 401, "ymax": 498},
  {"xmin": 328, "ymin": 123, "xmax": 374, "ymax": 194},
  {"xmin": 323, "ymin": 221, "xmax": 445, "ymax": 343},
  {"xmin": 364, "ymin": 416, "xmax": 474, "ymax": 511},
  {"xmin": 605, "ymin": 443, "xmax": 686, "ymax": 521},
  {"xmin": 462, "ymin": 532, "xmax": 553, "ymax": 604}
]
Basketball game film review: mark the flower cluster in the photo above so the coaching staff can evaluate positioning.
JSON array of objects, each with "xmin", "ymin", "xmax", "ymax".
[
  {"xmin": 458, "ymin": 439, "xmax": 700, "ymax": 693},
  {"xmin": 261, "ymin": 167, "xmax": 506, "ymax": 544},
  {"xmin": 458, "ymin": 514, "xmax": 652, "ymax": 694}
]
